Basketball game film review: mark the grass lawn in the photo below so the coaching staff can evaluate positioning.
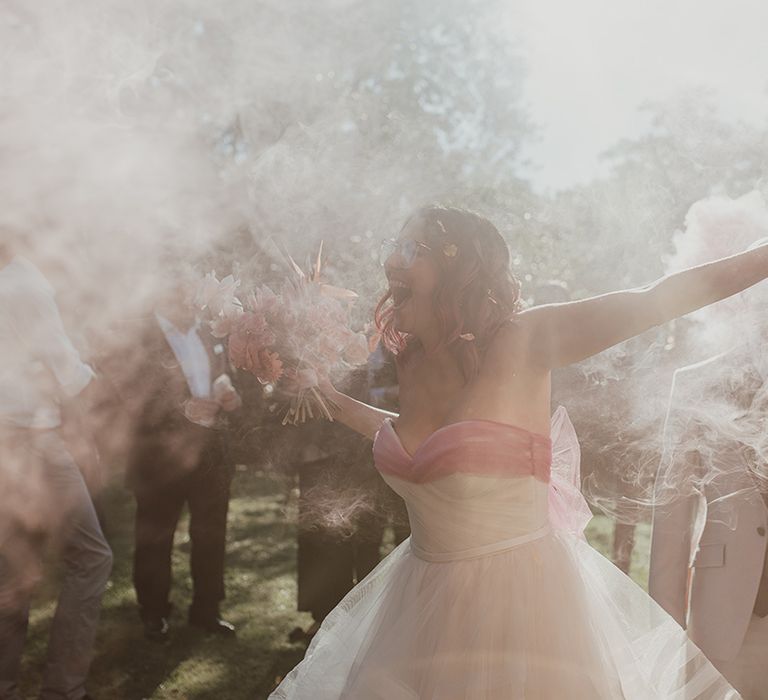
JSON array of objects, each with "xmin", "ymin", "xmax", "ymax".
[{"xmin": 19, "ymin": 468, "xmax": 651, "ymax": 700}]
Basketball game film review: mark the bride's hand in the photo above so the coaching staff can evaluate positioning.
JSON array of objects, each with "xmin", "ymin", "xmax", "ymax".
[{"xmin": 315, "ymin": 370, "xmax": 337, "ymax": 397}]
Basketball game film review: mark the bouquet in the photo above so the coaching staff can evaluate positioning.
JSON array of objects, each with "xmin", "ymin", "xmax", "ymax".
[{"xmin": 195, "ymin": 244, "xmax": 370, "ymax": 425}]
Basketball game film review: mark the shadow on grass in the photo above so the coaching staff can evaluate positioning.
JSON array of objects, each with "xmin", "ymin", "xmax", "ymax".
[{"xmin": 20, "ymin": 468, "xmax": 312, "ymax": 700}]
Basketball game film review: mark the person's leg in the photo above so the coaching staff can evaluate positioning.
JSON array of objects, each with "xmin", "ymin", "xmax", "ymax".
[
  {"xmin": 132, "ymin": 480, "xmax": 185, "ymax": 625},
  {"xmin": 187, "ymin": 458, "xmax": 233, "ymax": 625},
  {"xmin": 0, "ymin": 431, "xmax": 41, "ymax": 700},
  {"xmin": 380, "ymin": 480, "xmax": 410, "ymax": 545},
  {"xmin": 612, "ymin": 522, "xmax": 636, "ymax": 575},
  {"xmin": 297, "ymin": 529, "xmax": 354, "ymax": 622},
  {"xmin": 296, "ymin": 460, "xmax": 354, "ymax": 624},
  {"xmin": 352, "ymin": 506, "xmax": 385, "ymax": 582},
  {"xmin": 30, "ymin": 432, "xmax": 112, "ymax": 700},
  {"xmin": 0, "ymin": 552, "xmax": 32, "ymax": 700}
]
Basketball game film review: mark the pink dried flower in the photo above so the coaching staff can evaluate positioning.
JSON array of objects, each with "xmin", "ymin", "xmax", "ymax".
[
  {"xmin": 237, "ymin": 311, "xmax": 276, "ymax": 345},
  {"xmin": 210, "ymin": 314, "xmax": 237, "ymax": 338},
  {"xmin": 227, "ymin": 311, "xmax": 276, "ymax": 374},
  {"xmin": 343, "ymin": 332, "xmax": 370, "ymax": 365},
  {"xmin": 209, "ymin": 302, "xmax": 244, "ymax": 338},
  {"xmin": 255, "ymin": 350, "xmax": 284, "ymax": 384},
  {"xmin": 227, "ymin": 331, "xmax": 255, "ymax": 371}
]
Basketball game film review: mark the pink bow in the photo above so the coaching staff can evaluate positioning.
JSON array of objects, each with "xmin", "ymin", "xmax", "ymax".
[{"xmin": 548, "ymin": 406, "xmax": 593, "ymax": 538}]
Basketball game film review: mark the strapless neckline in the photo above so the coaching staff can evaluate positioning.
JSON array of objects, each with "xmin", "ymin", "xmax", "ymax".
[{"xmin": 383, "ymin": 417, "xmax": 552, "ymax": 461}]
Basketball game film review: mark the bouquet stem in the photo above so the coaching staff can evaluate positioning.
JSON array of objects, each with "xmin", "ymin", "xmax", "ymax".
[{"xmin": 280, "ymin": 386, "xmax": 340, "ymax": 425}]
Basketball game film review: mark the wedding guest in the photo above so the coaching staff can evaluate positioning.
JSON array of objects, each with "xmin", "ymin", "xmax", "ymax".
[
  {"xmin": 365, "ymin": 344, "xmax": 410, "ymax": 545},
  {"xmin": 116, "ymin": 274, "xmax": 242, "ymax": 641},
  {"xmin": 0, "ymin": 232, "xmax": 112, "ymax": 700},
  {"xmin": 290, "ymin": 360, "xmax": 408, "ymax": 643},
  {"xmin": 650, "ymin": 345, "xmax": 768, "ymax": 698},
  {"xmin": 649, "ymin": 228, "xmax": 768, "ymax": 699}
]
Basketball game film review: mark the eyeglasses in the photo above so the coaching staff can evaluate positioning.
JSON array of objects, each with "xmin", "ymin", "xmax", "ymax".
[{"xmin": 378, "ymin": 238, "xmax": 432, "ymax": 268}]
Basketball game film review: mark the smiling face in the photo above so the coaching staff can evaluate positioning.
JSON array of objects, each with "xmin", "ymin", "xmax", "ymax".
[
  {"xmin": 375, "ymin": 205, "xmax": 522, "ymax": 379},
  {"xmin": 383, "ymin": 213, "xmax": 442, "ymax": 337}
]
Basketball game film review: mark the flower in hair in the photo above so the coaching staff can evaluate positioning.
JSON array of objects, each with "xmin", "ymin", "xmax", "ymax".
[{"xmin": 443, "ymin": 243, "xmax": 458, "ymax": 257}]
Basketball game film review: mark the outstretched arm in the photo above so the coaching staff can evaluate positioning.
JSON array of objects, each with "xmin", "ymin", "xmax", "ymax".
[
  {"xmin": 520, "ymin": 243, "xmax": 768, "ymax": 369},
  {"xmin": 320, "ymin": 378, "xmax": 397, "ymax": 440}
]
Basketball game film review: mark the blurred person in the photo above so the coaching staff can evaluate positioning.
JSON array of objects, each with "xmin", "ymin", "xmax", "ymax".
[
  {"xmin": 290, "ymin": 360, "xmax": 408, "ymax": 644},
  {"xmin": 650, "ymin": 350, "xmax": 768, "ymax": 699},
  {"xmin": 114, "ymin": 274, "xmax": 242, "ymax": 641},
  {"xmin": 365, "ymin": 344, "xmax": 411, "ymax": 546},
  {"xmin": 270, "ymin": 203, "xmax": 768, "ymax": 699},
  {"xmin": 0, "ymin": 232, "xmax": 112, "ymax": 700},
  {"xmin": 650, "ymin": 242, "xmax": 768, "ymax": 698}
]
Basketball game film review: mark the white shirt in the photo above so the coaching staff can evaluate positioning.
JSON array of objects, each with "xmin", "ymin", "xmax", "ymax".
[
  {"xmin": 0, "ymin": 256, "xmax": 95, "ymax": 428},
  {"xmin": 155, "ymin": 313, "xmax": 212, "ymax": 398}
]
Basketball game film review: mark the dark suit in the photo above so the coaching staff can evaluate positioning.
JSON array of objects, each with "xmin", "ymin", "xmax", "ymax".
[{"xmin": 125, "ymin": 316, "xmax": 235, "ymax": 621}]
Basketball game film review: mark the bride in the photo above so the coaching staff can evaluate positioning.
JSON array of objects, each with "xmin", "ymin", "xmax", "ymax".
[{"xmin": 270, "ymin": 205, "xmax": 765, "ymax": 699}]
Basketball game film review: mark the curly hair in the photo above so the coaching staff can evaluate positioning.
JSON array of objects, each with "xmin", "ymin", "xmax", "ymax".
[{"xmin": 374, "ymin": 205, "xmax": 522, "ymax": 381}]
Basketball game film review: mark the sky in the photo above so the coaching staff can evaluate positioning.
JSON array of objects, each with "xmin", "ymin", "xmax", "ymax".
[{"xmin": 506, "ymin": 0, "xmax": 768, "ymax": 192}]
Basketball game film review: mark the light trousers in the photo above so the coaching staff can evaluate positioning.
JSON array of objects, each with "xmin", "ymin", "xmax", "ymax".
[{"xmin": 0, "ymin": 430, "xmax": 112, "ymax": 700}]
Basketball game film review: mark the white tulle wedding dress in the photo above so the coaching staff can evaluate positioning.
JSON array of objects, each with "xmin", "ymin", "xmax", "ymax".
[{"xmin": 270, "ymin": 407, "xmax": 740, "ymax": 699}]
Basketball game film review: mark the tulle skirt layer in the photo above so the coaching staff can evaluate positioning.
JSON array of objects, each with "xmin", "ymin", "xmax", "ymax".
[{"xmin": 271, "ymin": 531, "xmax": 740, "ymax": 699}]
